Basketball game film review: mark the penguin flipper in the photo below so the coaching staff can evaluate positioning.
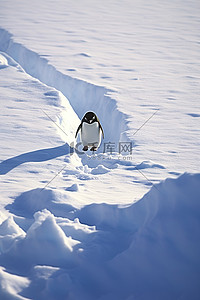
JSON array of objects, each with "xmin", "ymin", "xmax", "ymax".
[
  {"xmin": 75, "ymin": 123, "xmax": 82, "ymax": 138},
  {"xmin": 99, "ymin": 123, "xmax": 104, "ymax": 139}
]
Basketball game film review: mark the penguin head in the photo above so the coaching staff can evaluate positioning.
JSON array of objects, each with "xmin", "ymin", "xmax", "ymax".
[{"xmin": 82, "ymin": 111, "xmax": 98, "ymax": 124}]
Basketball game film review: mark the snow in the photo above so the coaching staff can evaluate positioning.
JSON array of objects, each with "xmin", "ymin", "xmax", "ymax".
[
  {"xmin": 1, "ymin": 173, "xmax": 200, "ymax": 299},
  {"xmin": 0, "ymin": 267, "xmax": 30, "ymax": 300},
  {"xmin": 0, "ymin": 0, "xmax": 200, "ymax": 299},
  {"xmin": 0, "ymin": 53, "xmax": 8, "ymax": 68}
]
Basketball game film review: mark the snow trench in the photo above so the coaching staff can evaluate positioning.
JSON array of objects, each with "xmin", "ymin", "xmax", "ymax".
[{"xmin": 0, "ymin": 28, "xmax": 128, "ymax": 145}]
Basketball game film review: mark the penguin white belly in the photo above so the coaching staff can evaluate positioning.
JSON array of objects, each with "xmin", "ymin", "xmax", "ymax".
[{"xmin": 81, "ymin": 122, "xmax": 101, "ymax": 147}]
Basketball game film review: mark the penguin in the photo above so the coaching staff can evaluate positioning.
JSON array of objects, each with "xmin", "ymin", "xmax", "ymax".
[{"xmin": 75, "ymin": 111, "xmax": 104, "ymax": 151}]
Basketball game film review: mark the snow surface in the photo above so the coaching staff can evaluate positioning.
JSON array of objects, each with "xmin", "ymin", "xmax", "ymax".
[{"xmin": 0, "ymin": 0, "xmax": 200, "ymax": 299}]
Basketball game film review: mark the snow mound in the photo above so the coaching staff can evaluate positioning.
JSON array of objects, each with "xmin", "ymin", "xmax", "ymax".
[
  {"xmin": 0, "ymin": 267, "xmax": 30, "ymax": 300},
  {"xmin": 1, "ymin": 172, "xmax": 200, "ymax": 299},
  {"xmin": 0, "ymin": 216, "xmax": 25, "ymax": 255},
  {"xmin": 6, "ymin": 189, "xmax": 75, "ymax": 219},
  {"xmin": 91, "ymin": 165, "xmax": 110, "ymax": 175},
  {"xmin": 127, "ymin": 160, "xmax": 166, "ymax": 170},
  {"xmin": 57, "ymin": 217, "xmax": 97, "ymax": 242},
  {"xmin": 65, "ymin": 183, "xmax": 79, "ymax": 192},
  {"xmin": 0, "ymin": 53, "xmax": 8, "ymax": 69},
  {"xmin": 22, "ymin": 210, "xmax": 80, "ymax": 266},
  {"xmin": 0, "ymin": 210, "xmax": 81, "ymax": 272},
  {"xmin": 0, "ymin": 216, "xmax": 25, "ymax": 237}
]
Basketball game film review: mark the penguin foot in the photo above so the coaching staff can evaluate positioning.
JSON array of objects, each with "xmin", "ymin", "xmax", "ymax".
[
  {"xmin": 90, "ymin": 146, "xmax": 97, "ymax": 152},
  {"xmin": 82, "ymin": 146, "xmax": 88, "ymax": 151}
]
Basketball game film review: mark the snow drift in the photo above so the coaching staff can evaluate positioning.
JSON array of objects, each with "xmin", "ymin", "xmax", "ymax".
[{"xmin": 0, "ymin": 173, "xmax": 200, "ymax": 300}]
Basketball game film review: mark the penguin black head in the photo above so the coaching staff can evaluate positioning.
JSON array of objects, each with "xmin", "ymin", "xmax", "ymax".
[
  {"xmin": 82, "ymin": 111, "xmax": 98, "ymax": 124},
  {"xmin": 75, "ymin": 111, "xmax": 104, "ymax": 139}
]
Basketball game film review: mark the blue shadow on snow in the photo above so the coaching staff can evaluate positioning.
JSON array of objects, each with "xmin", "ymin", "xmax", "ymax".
[{"xmin": 0, "ymin": 143, "xmax": 71, "ymax": 175}]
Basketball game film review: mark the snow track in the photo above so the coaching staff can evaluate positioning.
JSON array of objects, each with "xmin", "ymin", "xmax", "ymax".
[
  {"xmin": 0, "ymin": 27, "xmax": 139, "ymax": 203},
  {"xmin": 0, "ymin": 28, "xmax": 128, "ymax": 145}
]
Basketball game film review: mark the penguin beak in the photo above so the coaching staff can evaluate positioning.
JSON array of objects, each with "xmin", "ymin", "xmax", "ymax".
[{"xmin": 89, "ymin": 120, "xmax": 92, "ymax": 123}]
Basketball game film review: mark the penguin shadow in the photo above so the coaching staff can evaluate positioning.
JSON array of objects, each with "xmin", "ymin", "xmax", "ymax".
[{"xmin": 0, "ymin": 143, "xmax": 71, "ymax": 175}]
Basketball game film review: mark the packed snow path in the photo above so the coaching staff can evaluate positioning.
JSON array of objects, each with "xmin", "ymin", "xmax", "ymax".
[{"xmin": 0, "ymin": 47, "xmax": 143, "ymax": 206}]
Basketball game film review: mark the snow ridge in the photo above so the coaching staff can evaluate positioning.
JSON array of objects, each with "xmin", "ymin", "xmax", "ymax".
[
  {"xmin": 0, "ymin": 173, "xmax": 200, "ymax": 299},
  {"xmin": 0, "ymin": 28, "xmax": 128, "ymax": 144}
]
